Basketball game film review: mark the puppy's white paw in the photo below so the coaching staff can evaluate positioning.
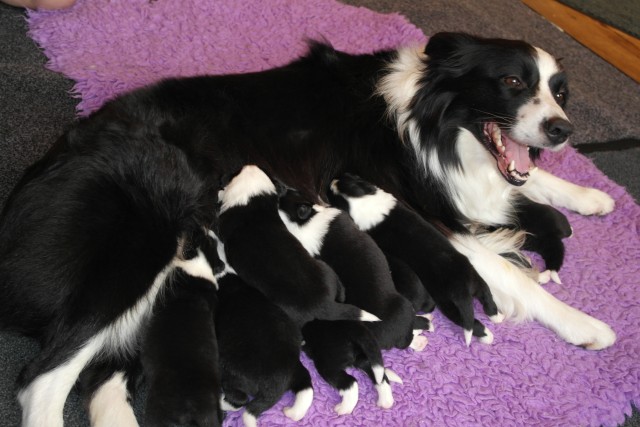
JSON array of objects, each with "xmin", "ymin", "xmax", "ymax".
[
  {"xmin": 375, "ymin": 381, "xmax": 394, "ymax": 409},
  {"xmin": 575, "ymin": 188, "xmax": 615, "ymax": 216},
  {"xmin": 489, "ymin": 312, "xmax": 505, "ymax": 323},
  {"xmin": 409, "ymin": 334, "xmax": 428, "ymax": 351},
  {"xmin": 538, "ymin": 270, "xmax": 552, "ymax": 284},
  {"xmin": 334, "ymin": 383, "xmax": 358, "ymax": 415}
]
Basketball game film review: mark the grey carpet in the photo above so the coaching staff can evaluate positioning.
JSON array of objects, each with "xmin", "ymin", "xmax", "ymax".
[{"xmin": 0, "ymin": 0, "xmax": 638, "ymax": 426}]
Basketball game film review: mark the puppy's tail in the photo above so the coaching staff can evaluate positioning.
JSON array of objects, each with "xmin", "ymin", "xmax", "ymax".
[{"xmin": 316, "ymin": 302, "xmax": 381, "ymax": 322}]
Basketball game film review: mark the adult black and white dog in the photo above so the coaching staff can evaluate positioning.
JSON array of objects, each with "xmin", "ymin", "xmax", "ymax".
[
  {"xmin": 0, "ymin": 32, "xmax": 617, "ymax": 425},
  {"xmin": 0, "ymin": 125, "xmax": 218, "ymax": 426}
]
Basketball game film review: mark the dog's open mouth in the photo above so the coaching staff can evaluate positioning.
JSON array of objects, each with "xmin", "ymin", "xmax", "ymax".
[{"xmin": 483, "ymin": 122, "xmax": 533, "ymax": 186}]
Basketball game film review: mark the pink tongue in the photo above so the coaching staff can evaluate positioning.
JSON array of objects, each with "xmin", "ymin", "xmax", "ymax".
[{"xmin": 503, "ymin": 135, "xmax": 531, "ymax": 173}]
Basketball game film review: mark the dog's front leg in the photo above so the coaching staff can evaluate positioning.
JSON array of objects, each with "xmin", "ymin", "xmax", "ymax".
[
  {"xmin": 520, "ymin": 168, "xmax": 615, "ymax": 216},
  {"xmin": 450, "ymin": 233, "xmax": 616, "ymax": 350}
]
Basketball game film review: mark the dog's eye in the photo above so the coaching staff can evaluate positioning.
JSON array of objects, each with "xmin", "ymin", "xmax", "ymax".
[
  {"xmin": 503, "ymin": 76, "xmax": 523, "ymax": 88},
  {"xmin": 297, "ymin": 204, "xmax": 312, "ymax": 220},
  {"xmin": 555, "ymin": 90, "xmax": 567, "ymax": 104}
]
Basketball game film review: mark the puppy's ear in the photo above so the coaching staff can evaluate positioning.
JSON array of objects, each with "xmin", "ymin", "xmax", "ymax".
[{"xmin": 272, "ymin": 178, "xmax": 289, "ymax": 197}]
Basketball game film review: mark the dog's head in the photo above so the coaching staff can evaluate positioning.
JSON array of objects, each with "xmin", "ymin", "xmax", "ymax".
[{"xmin": 408, "ymin": 32, "xmax": 572, "ymax": 186}]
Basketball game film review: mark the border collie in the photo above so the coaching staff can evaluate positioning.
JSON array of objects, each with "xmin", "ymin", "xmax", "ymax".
[
  {"xmin": 214, "ymin": 250, "xmax": 313, "ymax": 427},
  {"xmin": 278, "ymin": 188, "xmax": 431, "ymax": 351},
  {"xmin": 328, "ymin": 174, "xmax": 500, "ymax": 346},
  {"xmin": 140, "ymin": 269, "xmax": 222, "ymax": 427},
  {"xmin": 0, "ymin": 126, "xmax": 217, "ymax": 427},
  {"xmin": 215, "ymin": 165, "xmax": 379, "ymax": 326}
]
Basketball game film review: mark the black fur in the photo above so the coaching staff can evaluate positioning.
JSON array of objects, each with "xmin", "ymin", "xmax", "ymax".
[
  {"xmin": 216, "ymin": 272, "xmax": 312, "ymax": 422},
  {"xmin": 279, "ymin": 188, "xmax": 430, "ymax": 350},
  {"xmin": 329, "ymin": 174, "xmax": 499, "ymax": 343},
  {"xmin": 216, "ymin": 166, "xmax": 366, "ymax": 326},
  {"xmin": 515, "ymin": 197, "xmax": 572, "ymax": 272},
  {"xmin": 141, "ymin": 271, "xmax": 222, "ymax": 427}
]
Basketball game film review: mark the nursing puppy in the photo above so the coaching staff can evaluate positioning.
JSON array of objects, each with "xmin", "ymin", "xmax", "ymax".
[
  {"xmin": 216, "ymin": 165, "xmax": 378, "ymax": 326},
  {"xmin": 0, "ymin": 125, "xmax": 217, "ymax": 427},
  {"xmin": 279, "ymin": 188, "xmax": 431, "ymax": 350},
  {"xmin": 141, "ymin": 269, "xmax": 222, "ymax": 426},
  {"xmin": 302, "ymin": 319, "xmax": 398, "ymax": 415},
  {"xmin": 213, "ymin": 235, "xmax": 313, "ymax": 427},
  {"xmin": 329, "ymin": 174, "xmax": 500, "ymax": 346}
]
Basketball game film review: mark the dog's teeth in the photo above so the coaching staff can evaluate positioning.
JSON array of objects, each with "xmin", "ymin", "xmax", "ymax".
[
  {"xmin": 492, "ymin": 127, "xmax": 502, "ymax": 146},
  {"xmin": 508, "ymin": 160, "xmax": 515, "ymax": 172}
]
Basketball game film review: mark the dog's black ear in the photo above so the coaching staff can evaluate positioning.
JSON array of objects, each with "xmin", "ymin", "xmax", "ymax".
[{"xmin": 425, "ymin": 32, "xmax": 477, "ymax": 59}]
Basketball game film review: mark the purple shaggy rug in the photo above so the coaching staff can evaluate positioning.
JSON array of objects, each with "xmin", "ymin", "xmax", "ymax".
[{"xmin": 27, "ymin": 1, "xmax": 640, "ymax": 426}]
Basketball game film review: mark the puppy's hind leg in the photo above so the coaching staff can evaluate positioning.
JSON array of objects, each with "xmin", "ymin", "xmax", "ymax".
[{"xmin": 283, "ymin": 362, "xmax": 313, "ymax": 422}]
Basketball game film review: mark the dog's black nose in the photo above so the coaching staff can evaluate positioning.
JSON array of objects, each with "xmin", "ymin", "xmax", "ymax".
[{"xmin": 543, "ymin": 117, "xmax": 574, "ymax": 145}]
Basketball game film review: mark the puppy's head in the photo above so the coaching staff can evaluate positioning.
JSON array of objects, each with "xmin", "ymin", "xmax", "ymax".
[
  {"xmin": 217, "ymin": 165, "xmax": 278, "ymax": 213},
  {"xmin": 328, "ymin": 174, "xmax": 397, "ymax": 231},
  {"xmin": 421, "ymin": 32, "xmax": 572, "ymax": 186},
  {"xmin": 278, "ymin": 188, "xmax": 317, "ymax": 226}
]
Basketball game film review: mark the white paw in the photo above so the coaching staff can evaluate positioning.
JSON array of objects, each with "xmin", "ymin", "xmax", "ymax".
[
  {"xmin": 557, "ymin": 308, "xmax": 617, "ymax": 350},
  {"xmin": 489, "ymin": 312, "xmax": 505, "ymax": 323},
  {"xmin": 334, "ymin": 383, "xmax": 358, "ymax": 415},
  {"xmin": 575, "ymin": 188, "xmax": 615, "ymax": 216},
  {"xmin": 478, "ymin": 327, "xmax": 494, "ymax": 345},
  {"xmin": 538, "ymin": 270, "xmax": 552, "ymax": 284},
  {"xmin": 409, "ymin": 334, "xmax": 428, "ymax": 351},
  {"xmin": 550, "ymin": 271, "xmax": 562, "ymax": 284},
  {"xmin": 376, "ymin": 381, "xmax": 394, "ymax": 409},
  {"xmin": 384, "ymin": 369, "xmax": 403, "ymax": 384}
]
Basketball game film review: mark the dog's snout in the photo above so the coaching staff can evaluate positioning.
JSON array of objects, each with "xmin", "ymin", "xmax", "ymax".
[{"xmin": 543, "ymin": 117, "xmax": 574, "ymax": 145}]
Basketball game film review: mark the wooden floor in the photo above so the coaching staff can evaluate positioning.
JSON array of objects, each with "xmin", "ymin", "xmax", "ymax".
[{"xmin": 522, "ymin": 0, "xmax": 640, "ymax": 83}]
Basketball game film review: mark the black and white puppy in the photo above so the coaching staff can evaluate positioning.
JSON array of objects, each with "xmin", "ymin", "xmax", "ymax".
[
  {"xmin": 216, "ymin": 165, "xmax": 378, "ymax": 326},
  {"xmin": 141, "ymin": 238, "xmax": 223, "ymax": 427},
  {"xmin": 0, "ymin": 126, "xmax": 217, "ymax": 427},
  {"xmin": 301, "ymin": 319, "xmax": 400, "ymax": 415},
  {"xmin": 329, "ymin": 174, "xmax": 500, "ymax": 346},
  {"xmin": 213, "ymin": 234, "xmax": 313, "ymax": 427},
  {"xmin": 279, "ymin": 188, "xmax": 431, "ymax": 351}
]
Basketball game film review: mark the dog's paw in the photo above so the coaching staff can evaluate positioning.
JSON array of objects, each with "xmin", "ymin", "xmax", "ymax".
[
  {"xmin": 335, "ymin": 383, "xmax": 358, "ymax": 415},
  {"xmin": 557, "ymin": 309, "xmax": 616, "ymax": 350},
  {"xmin": 538, "ymin": 270, "xmax": 561, "ymax": 285},
  {"xmin": 575, "ymin": 188, "xmax": 615, "ymax": 216},
  {"xmin": 409, "ymin": 334, "xmax": 428, "ymax": 351},
  {"xmin": 375, "ymin": 381, "xmax": 394, "ymax": 409}
]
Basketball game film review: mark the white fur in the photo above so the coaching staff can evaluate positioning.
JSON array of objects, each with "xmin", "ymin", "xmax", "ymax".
[
  {"xmin": 173, "ymin": 248, "xmax": 217, "ymax": 287},
  {"xmin": 335, "ymin": 382, "xmax": 358, "ymax": 415},
  {"xmin": 88, "ymin": 372, "xmax": 139, "ymax": 427},
  {"xmin": 384, "ymin": 369, "xmax": 403, "ymax": 384},
  {"xmin": 445, "ymin": 129, "xmax": 516, "ymax": 226},
  {"xmin": 409, "ymin": 334, "xmax": 428, "ymax": 351},
  {"xmin": 375, "ymin": 381, "xmax": 394, "ymax": 409},
  {"xmin": 372, "ymin": 364, "xmax": 385, "ymax": 385},
  {"xmin": 283, "ymin": 387, "xmax": 314, "ymax": 421},
  {"xmin": 521, "ymin": 168, "xmax": 615, "ymax": 216},
  {"xmin": 18, "ymin": 264, "xmax": 174, "ymax": 427},
  {"xmin": 511, "ymin": 48, "xmax": 570, "ymax": 150},
  {"xmin": 219, "ymin": 395, "xmax": 241, "ymax": 412},
  {"xmin": 218, "ymin": 165, "xmax": 276, "ymax": 213},
  {"xmin": 464, "ymin": 329, "xmax": 473, "ymax": 347},
  {"xmin": 335, "ymin": 187, "xmax": 397, "ymax": 232},
  {"xmin": 451, "ymin": 233, "xmax": 616, "ymax": 350},
  {"xmin": 278, "ymin": 204, "xmax": 340, "ymax": 256},
  {"xmin": 242, "ymin": 411, "xmax": 258, "ymax": 427},
  {"xmin": 478, "ymin": 327, "xmax": 494, "ymax": 345}
]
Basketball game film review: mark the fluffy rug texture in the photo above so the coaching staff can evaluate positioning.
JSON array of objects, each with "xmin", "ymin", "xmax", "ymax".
[{"xmin": 26, "ymin": 0, "xmax": 640, "ymax": 426}]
